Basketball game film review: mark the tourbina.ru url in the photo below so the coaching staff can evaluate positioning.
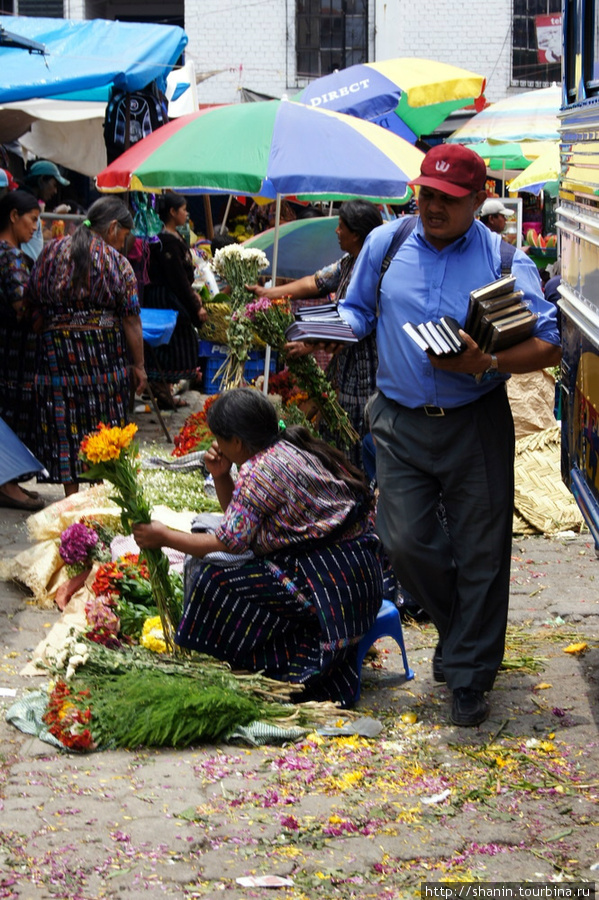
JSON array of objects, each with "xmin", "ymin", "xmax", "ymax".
[{"xmin": 421, "ymin": 884, "xmax": 595, "ymax": 900}]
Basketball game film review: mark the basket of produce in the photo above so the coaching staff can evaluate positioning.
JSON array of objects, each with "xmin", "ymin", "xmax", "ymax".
[
  {"xmin": 198, "ymin": 295, "xmax": 265, "ymax": 349},
  {"xmin": 524, "ymin": 230, "xmax": 557, "ymax": 261},
  {"xmin": 198, "ymin": 296, "xmax": 231, "ymax": 345}
]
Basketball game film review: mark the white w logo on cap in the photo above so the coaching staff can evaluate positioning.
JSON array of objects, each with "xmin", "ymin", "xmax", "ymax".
[{"xmin": 435, "ymin": 160, "xmax": 450, "ymax": 173}]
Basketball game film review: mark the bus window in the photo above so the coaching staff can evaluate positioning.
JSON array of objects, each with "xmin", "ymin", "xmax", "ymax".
[
  {"xmin": 565, "ymin": 0, "xmax": 578, "ymax": 99},
  {"xmin": 585, "ymin": 0, "xmax": 599, "ymax": 91}
]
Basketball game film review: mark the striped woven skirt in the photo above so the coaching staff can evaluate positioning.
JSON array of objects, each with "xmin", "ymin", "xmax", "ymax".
[
  {"xmin": 177, "ymin": 533, "xmax": 384, "ymax": 708},
  {"xmin": 0, "ymin": 321, "xmax": 40, "ymax": 449},
  {"xmin": 35, "ymin": 324, "xmax": 130, "ymax": 485}
]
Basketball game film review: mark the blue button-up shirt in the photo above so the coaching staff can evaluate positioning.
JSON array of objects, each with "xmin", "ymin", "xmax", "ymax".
[{"xmin": 339, "ymin": 216, "xmax": 560, "ymax": 409}]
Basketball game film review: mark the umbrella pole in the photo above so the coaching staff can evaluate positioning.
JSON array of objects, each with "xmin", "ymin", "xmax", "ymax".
[
  {"xmin": 203, "ymin": 196, "xmax": 214, "ymax": 240},
  {"xmin": 219, "ymin": 194, "xmax": 233, "ymax": 233},
  {"xmin": 262, "ymin": 194, "xmax": 281, "ymax": 395}
]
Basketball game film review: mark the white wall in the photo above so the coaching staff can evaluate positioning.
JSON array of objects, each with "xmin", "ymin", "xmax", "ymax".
[
  {"xmin": 185, "ymin": 0, "xmax": 514, "ymax": 107},
  {"xmin": 374, "ymin": 0, "xmax": 513, "ymax": 103},
  {"xmin": 63, "ymin": 0, "xmax": 86, "ymax": 17},
  {"xmin": 66, "ymin": 0, "xmax": 514, "ymax": 105},
  {"xmin": 187, "ymin": 0, "xmax": 291, "ymax": 105}
]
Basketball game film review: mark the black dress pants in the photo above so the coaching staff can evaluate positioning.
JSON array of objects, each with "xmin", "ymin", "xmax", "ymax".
[{"xmin": 370, "ymin": 386, "xmax": 515, "ymax": 692}]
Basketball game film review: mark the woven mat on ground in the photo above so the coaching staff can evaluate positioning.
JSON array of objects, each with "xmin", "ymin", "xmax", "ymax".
[{"xmin": 513, "ymin": 425, "xmax": 585, "ymax": 535}]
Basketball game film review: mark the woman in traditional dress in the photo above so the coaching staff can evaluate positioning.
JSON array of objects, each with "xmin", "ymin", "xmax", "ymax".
[
  {"xmin": 143, "ymin": 191, "xmax": 207, "ymax": 408},
  {"xmin": 248, "ymin": 199, "xmax": 383, "ymax": 470},
  {"xmin": 27, "ymin": 196, "xmax": 147, "ymax": 496},
  {"xmin": 133, "ymin": 387, "xmax": 384, "ymax": 707},
  {"xmin": 0, "ymin": 191, "xmax": 46, "ymax": 510},
  {"xmin": 0, "ymin": 190, "xmax": 41, "ymax": 440}
]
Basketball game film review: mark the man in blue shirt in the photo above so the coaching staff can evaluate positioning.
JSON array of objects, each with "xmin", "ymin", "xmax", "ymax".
[{"xmin": 340, "ymin": 144, "xmax": 561, "ymax": 727}]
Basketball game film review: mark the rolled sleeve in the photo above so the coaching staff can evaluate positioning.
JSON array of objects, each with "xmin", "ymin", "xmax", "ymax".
[{"xmin": 338, "ymin": 226, "xmax": 391, "ymax": 338}]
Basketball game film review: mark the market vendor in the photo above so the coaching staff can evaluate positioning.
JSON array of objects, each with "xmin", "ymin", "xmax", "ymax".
[
  {"xmin": 133, "ymin": 387, "xmax": 384, "ymax": 707},
  {"xmin": 247, "ymin": 199, "xmax": 384, "ymax": 472}
]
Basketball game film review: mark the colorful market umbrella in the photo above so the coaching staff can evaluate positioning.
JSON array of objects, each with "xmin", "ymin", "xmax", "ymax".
[
  {"xmin": 243, "ymin": 216, "xmax": 343, "ymax": 280},
  {"xmin": 508, "ymin": 142, "xmax": 560, "ymax": 196},
  {"xmin": 97, "ymin": 99, "xmax": 424, "ymax": 392},
  {"xmin": 292, "ymin": 58, "xmax": 486, "ymax": 143},
  {"xmin": 96, "ymin": 99, "xmax": 424, "ymax": 200},
  {"xmin": 447, "ymin": 85, "xmax": 560, "ymax": 145}
]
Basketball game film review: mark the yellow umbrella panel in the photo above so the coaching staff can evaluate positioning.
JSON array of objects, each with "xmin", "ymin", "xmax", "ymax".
[{"xmin": 508, "ymin": 142, "xmax": 560, "ymax": 195}]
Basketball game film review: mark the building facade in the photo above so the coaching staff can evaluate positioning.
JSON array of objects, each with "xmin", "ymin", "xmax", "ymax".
[{"xmin": 9, "ymin": 0, "xmax": 562, "ymax": 107}]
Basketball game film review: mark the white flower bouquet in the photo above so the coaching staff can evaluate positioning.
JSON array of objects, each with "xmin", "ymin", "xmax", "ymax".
[{"xmin": 211, "ymin": 245, "xmax": 269, "ymax": 389}]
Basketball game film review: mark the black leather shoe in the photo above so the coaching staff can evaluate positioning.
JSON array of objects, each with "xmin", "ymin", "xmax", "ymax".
[
  {"xmin": 451, "ymin": 688, "xmax": 489, "ymax": 727},
  {"xmin": 432, "ymin": 643, "xmax": 445, "ymax": 683}
]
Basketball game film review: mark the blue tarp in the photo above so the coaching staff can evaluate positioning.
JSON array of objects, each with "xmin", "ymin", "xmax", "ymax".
[{"xmin": 0, "ymin": 16, "xmax": 187, "ymax": 102}]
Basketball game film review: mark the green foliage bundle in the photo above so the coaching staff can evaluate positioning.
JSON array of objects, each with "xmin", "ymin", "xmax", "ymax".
[{"xmin": 72, "ymin": 668, "xmax": 292, "ymax": 748}]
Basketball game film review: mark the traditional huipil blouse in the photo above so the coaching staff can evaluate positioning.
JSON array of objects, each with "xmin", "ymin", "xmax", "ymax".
[{"xmin": 214, "ymin": 439, "xmax": 366, "ymax": 555}]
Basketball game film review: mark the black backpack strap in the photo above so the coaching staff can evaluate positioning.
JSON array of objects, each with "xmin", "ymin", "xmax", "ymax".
[
  {"xmin": 499, "ymin": 239, "xmax": 516, "ymax": 275},
  {"xmin": 375, "ymin": 215, "xmax": 418, "ymax": 316}
]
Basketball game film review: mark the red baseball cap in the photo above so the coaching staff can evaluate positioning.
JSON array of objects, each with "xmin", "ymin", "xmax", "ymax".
[
  {"xmin": 0, "ymin": 168, "xmax": 18, "ymax": 191},
  {"xmin": 410, "ymin": 144, "xmax": 487, "ymax": 198}
]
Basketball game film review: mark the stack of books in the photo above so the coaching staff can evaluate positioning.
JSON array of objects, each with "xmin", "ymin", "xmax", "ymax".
[
  {"xmin": 402, "ymin": 274, "xmax": 538, "ymax": 358},
  {"xmin": 284, "ymin": 302, "xmax": 359, "ymax": 343},
  {"xmin": 402, "ymin": 315, "xmax": 467, "ymax": 357},
  {"xmin": 463, "ymin": 274, "xmax": 538, "ymax": 353}
]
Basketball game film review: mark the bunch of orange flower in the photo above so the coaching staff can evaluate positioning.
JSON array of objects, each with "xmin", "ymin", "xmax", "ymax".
[
  {"xmin": 91, "ymin": 554, "xmax": 151, "ymax": 602},
  {"xmin": 43, "ymin": 681, "xmax": 96, "ymax": 752},
  {"xmin": 79, "ymin": 423, "xmax": 138, "ymax": 464},
  {"xmin": 171, "ymin": 394, "xmax": 219, "ymax": 457},
  {"xmin": 79, "ymin": 424, "xmax": 178, "ymax": 652}
]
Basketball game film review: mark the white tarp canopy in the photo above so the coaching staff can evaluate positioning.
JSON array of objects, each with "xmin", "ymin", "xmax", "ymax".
[
  {"xmin": 1, "ymin": 62, "xmax": 203, "ymax": 177},
  {"xmin": 0, "ymin": 15, "xmax": 198, "ymax": 177}
]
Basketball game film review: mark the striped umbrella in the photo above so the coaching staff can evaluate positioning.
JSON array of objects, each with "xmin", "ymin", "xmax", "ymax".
[
  {"xmin": 447, "ymin": 85, "xmax": 560, "ymax": 145},
  {"xmin": 465, "ymin": 140, "xmax": 556, "ymax": 172},
  {"xmin": 293, "ymin": 58, "xmax": 486, "ymax": 142},
  {"xmin": 96, "ymin": 99, "xmax": 424, "ymax": 200},
  {"xmin": 243, "ymin": 216, "xmax": 342, "ymax": 280},
  {"xmin": 97, "ymin": 99, "xmax": 424, "ymax": 392},
  {"xmin": 508, "ymin": 142, "xmax": 560, "ymax": 196}
]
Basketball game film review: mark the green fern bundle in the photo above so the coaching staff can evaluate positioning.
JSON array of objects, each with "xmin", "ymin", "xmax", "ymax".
[{"xmin": 75, "ymin": 669, "xmax": 292, "ymax": 748}]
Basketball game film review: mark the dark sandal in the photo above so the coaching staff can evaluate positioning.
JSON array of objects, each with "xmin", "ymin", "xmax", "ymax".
[{"xmin": 0, "ymin": 488, "xmax": 45, "ymax": 511}]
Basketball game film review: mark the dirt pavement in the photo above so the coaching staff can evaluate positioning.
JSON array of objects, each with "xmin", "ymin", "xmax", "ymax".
[{"xmin": 1, "ymin": 392, "xmax": 598, "ymax": 899}]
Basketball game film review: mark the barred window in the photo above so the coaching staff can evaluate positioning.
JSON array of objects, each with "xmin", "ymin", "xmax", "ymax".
[
  {"xmin": 512, "ymin": 0, "xmax": 562, "ymax": 87},
  {"xmin": 296, "ymin": 0, "xmax": 368, "ymax": 80},
  {"xmin": 17, "ymin": 0, "xmax": 63, "ymax": 14}
]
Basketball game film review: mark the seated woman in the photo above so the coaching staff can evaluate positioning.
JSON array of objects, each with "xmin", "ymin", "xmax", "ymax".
[{"xmin": 133, "ymin": 387, "xmax": 384, "ymax": 707}]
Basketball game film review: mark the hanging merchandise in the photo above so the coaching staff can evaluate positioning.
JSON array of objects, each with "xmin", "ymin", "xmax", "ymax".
[
  {"xmin": 104, "ymin": 81, "xmax": 169, "ymax": 165},
  {"xmin": 130, "ymin": 192, "xmax": 163, "ymax": 239}
]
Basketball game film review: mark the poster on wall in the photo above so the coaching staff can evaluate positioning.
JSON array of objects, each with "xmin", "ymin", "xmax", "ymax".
[{"xmin": 536, "ymin": 14, "xmax": 562, "ymax": 64}]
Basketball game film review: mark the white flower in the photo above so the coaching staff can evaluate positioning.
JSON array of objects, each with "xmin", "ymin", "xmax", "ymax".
[{"xmin": 212, "ymin": 244, "xmax": 268, "ymax": 281}]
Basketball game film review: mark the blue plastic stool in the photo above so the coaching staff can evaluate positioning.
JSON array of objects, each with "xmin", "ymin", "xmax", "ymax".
[{"xmin": 355, "ymin": 599, "xmax": 415, "ymax": 702}]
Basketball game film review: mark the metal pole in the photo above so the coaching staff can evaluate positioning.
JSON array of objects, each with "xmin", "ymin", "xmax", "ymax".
[
  {"xmin": 219, "ymin": 195, "xmax": 233, "ymax": 233},
  {"xmin": 262, "ymin": 194, "xmax": 282, "ymax": 395}
]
